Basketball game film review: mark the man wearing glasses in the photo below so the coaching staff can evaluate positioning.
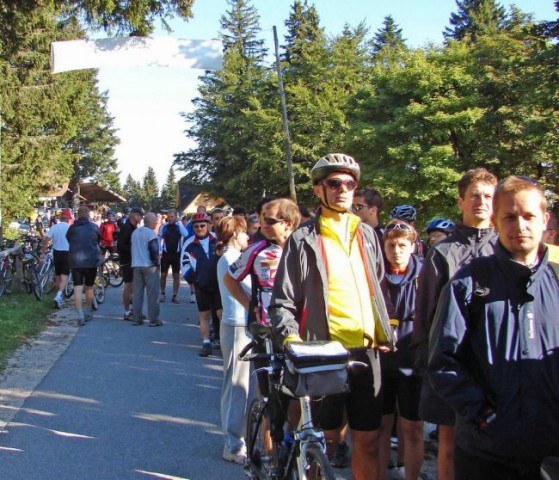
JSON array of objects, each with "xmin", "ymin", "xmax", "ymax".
[
  {"xmin": 411, "ymin": 167, "xmax": 498, "ymax": 480},
  {"xmin": 183, "ymin": 212, "xmax": 222, "ymax": 357},
  {"xmin": 269, "ymin": 153, "xmax": 396, "ymax": 480},
  {"xmin": 352, "ymin": 188, "xmax": 384, "ymax": 240}
]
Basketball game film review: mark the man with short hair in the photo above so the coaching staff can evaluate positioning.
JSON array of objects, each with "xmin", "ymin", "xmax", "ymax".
[
  {"xmin": 42, "ymin": 209, "xmax": 71, "ymax": 309},
  {"xmin": 210, "ymin": 208, "xmax": 226, "ymax": 232},
  {"xmin": 117, "ymin": 207, "xmax": 144, "ymax": 320},
  {"xmin": 428, "ymin": 175, "xmax": 559, "ymax": 479},
  {"xmin": 158, "ymin": 209, "xmax": 189, "ymax": 304},
  {"xmin": 411, "ymin": 167, "xmax": 498, "ymax": 480},
  {"xmin": 543, "ymin": 210, "xmax": 559, "ymax": 245},
  {"xmin": 131, "ymin": 212, "xmax": 162, "ymax": 327},
  {"xmin": 269, "ymin": 153, "xmax": 395, "ymax": 480},
  {"xmin": 353, "ymin": 188, "xmax": 384, "ymax": 239},
  {"xmin": 66, "ymin": 206, "xmax": 101, "ymax": 326}
]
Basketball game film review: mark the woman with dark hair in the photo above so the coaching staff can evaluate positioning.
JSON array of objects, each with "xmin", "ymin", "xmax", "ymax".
[{"xmin": 215, "ymin": 216, "xmax": 253, "ymax": 465}]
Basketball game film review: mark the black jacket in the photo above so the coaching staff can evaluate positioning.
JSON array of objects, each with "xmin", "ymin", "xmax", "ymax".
[
  {"xmin": 66, "ymin": 218, "xmax": 101, "ymax": 269},
  {"xmin": 428, "ymin": 243, "xmax": 559, "ymax": 469},
  {"xmin": 117, "ymin": 221, "xmax": 137, "ymax": 265}
]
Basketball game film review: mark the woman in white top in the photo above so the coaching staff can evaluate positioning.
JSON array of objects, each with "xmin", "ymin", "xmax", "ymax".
[{"xmin": 215, "ymin": 216, "xmax": 253, "ymax": 465}]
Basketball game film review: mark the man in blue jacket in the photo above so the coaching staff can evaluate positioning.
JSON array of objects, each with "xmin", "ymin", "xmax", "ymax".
[{"xmin": 428, "ymin": 175, "xmax": 559, "ymax": 479}]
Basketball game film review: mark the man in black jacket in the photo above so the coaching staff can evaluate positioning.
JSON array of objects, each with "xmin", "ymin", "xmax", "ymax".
[
  {"xmin": 117, "ymin": 207, "xmax": 144, "ymax": 320},
  {"xmin": 66, "ymin": 206, "xmax": 100, "ymax": 326},
  {"xmin": 410, "ymin": 167, "xmax": 498, "ymax": 480},
  {"xmin": 428, "ymin": 175, "xmax": 559, "ymax": 479}
]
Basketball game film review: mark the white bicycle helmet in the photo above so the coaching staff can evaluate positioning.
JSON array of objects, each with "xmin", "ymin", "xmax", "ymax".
[
  {"xmin": 311, "ymin": 153, "xmax": 361, "ymax": 184},
  {"xmin": 426, "ymin": 217, "xmax": 455, "ymax": 234}
]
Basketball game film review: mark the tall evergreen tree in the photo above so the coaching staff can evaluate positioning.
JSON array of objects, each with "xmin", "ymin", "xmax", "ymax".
[
  {"xmin": 142, "ymin": 167, "xmax": 160, "ymax": 212},
  {"xmin": 370, "ymin": 15, "xmax": 407, "ymax": 54},
  {"xmin": 160, "ymin": 167, "xmax": 178, "ymax": 209},
  {"xmin": 445, "ymin": 0, "xmax": 507, "ymax": 41},
  {"xmin": 122, "ymin": 174, "xmax": 143, "ymax": 207},
  {"xmin": 174, "ymin": 0, "xmax": 277, "ymax": 207}
]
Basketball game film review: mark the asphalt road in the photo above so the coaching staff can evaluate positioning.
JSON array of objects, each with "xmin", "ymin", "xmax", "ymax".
[
  {"xmin": 0, "ymin": 281, "xmax": 434, "ymax": 480},
  {"xmin": 0, "ymin": 283, "xmax": 247, "ymax": 480}
]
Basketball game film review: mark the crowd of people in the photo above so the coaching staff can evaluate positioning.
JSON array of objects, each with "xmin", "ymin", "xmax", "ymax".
[{"xmin": 36, "ymin": 153, "xmax": 559, "ymax": 480}]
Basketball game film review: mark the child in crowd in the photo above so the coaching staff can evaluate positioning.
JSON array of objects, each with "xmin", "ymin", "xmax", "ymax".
[{"xmin": 379, "ymin": 219, "xmax": 424, "ymax": 480}]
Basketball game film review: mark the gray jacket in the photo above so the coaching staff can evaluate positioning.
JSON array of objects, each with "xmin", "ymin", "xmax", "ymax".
[{"xmin": 269, "ymin": 216, "xmax": 395, "ymax": 351}]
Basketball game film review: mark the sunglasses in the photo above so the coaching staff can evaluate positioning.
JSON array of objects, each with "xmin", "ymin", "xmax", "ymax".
[
  {"xmin": 352, "ymin": 203, "xmax": 367, "ymax": 212},
  {"xmin": 263, "ymin": 216, "xmax": 285, "ymax": 226},
  {"xmin": 323, "ymin": 178, "xmax": 357, "ymax": 191},
  {"xmin": 385, "ymin": 223, "xmax": 413, "ymax": 233},
  {"xmin": 193, "ymin": 223, "xmax": 208, "ymax": 228},
  {"xmin": 248, "ymin": 217, "xmax": 259, "ymax": 223}
]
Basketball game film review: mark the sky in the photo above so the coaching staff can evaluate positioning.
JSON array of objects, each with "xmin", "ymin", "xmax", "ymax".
[{"xmin": 95, "ymin": 0, "xmax": 557, "ymax": 187}]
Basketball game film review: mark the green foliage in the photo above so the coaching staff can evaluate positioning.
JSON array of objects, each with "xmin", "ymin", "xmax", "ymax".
[
  {"xmin": 160, "ymin": 167, "xmax": 178, "ymax": 209},
  {"xmin": 141, "ymin": 167, "xmax": 160, "ymax": 212},
  {"xmin": 122, "ymin": 174, "xmax": 143, "ymax": 207},
  {"xmin": 370, "ymin": 15, "xmax": 406, "ymax": 54},
  {"xmin": 445, "ymin": 0, "xmax": 507, "ymax": 41}
]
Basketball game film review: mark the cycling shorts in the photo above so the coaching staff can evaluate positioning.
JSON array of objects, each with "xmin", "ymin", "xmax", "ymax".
[
  {"xmin": 161, "ymin": 252, "xmax": 181, "ymax": 274},
  {"xmin": 53, "ymin": 250, "xmax": 70, "ymax": 276},
  {"xmin": 312, "ymin": 349, "xmax": 382, "ymax": 432},
  {"xmin": 72, "ymin": 268, "xmax": 96, "ymax": 287},
  {"xmin": 195, "ymin": 286, "xmax": 222, "ymax": 313},
  {"xmin": 120, "ymin": 263, "xmax": 133, "ymax": 283},
  {"xmin": 380, "ymin": 375, "xmax": 422, "ymax": 421}
]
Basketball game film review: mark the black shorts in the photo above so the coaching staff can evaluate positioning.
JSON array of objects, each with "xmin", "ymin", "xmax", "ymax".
[
  {"xmin": 53, "ymin": 250, "xmax": 70, "ymax": 276},
  {"xmin": 121, "ymin": 263, "xmax": 133, "ymax": 283},
  {"xmin": 160, "ymin": 252, "xmax": 180, "ymax": 274},
  {"xmin": 380, "ymin": 375, "xmax": 422, "ymax": 421},
  {"xmin": 72, "ymin": 268, "xmax": 97, "ymax": 287},
  {"xmin": 195, "ymin": 286, "xmax": 222, "ymax": 312},
  {"xmin": 312, "ymin": 350, "xmax": 382, "ymax": 432},
  {"xmin": 100, "ymin": 245, "xmax": 114, "ymax": 256}
]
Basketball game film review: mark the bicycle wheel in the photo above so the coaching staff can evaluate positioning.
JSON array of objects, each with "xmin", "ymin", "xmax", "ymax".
[
  {"xmin": 246, "ymin": 397, "xmax": 279, "ymax": 480},
  {"xmin": 297, "ymin": 445, "xmax": 336, "ymax": 480},
  {"xmin": 31, "ymin": 267, "xmax": 43, "ymax": 301},
  {"xmin": 42, "ymin": 264, "xmax": 56, "ymax": 294},
  {"xmin": 22, "ymin": 266, "xmax": 32, "ymax": 294},
  {"xmin": 64, "ymin": 273, "xmax": 74, "ymax": 298},
  {"xmin": 106, "ymin": 260, "xmax": 123, "ymax": 287},
  {"xmin": 94, "ymin": 272, "xmax": 105, "ymax": 304}
]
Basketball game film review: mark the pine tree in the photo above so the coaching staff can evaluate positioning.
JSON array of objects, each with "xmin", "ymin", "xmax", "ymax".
[
  {"xmin": 160, "ymin": 167, "xmax": 178, "ymax": 209},
  {"xmin": 122, "ymin": 175, "xmax": 143, "ymax": 207},
  {"xmin": 142, "ymin": 167, "xmax": 160, "ymax": 212},
  {"xmin": 445, "ymin": 0, "xmax": 507, "ymax": 41},
  {"xmin": 370, "ymin": 15, "xmax": 407, "ymax": 54}
]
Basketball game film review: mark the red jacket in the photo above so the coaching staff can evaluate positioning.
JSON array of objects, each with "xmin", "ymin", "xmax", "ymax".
[{"xmin": 99, "ymin": 220, "xmax": 117, "ymax": 247}]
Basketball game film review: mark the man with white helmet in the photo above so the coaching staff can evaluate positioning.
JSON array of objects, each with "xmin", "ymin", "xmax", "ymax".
[{"xmin": 270, "ymin": 153, "xmax": 396, "ymax": 480}]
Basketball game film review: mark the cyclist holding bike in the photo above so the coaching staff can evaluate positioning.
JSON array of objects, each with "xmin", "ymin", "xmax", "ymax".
[{"xmin": 269, "ymin": 153, "xmax": 396, "ymax": 480}]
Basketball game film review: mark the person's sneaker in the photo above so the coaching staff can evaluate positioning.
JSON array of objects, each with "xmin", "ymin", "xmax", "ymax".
[
  {"xmin": 159, "ymin": 293, "xmax": 166, "ymax": 303},
  {"xmin": 190, "ymin": 293, "xmax": 196, "ymax": 304},
  {"xmin": 222, "ymin": 445, "xmax": 246, "ymax": 465},
  {"xmin": 199, "ymin": 343, "xmax": 212, "ymax": 357},
  {"xmin": 54, "ymin": 298, "xmax": 63, "ymax": 309},
  {"xmin": 77, "ymin": 318, "xmax": 86, "ymax": 327},
  {"xmin": 212, "ymin": 339, "xmax": 221, "ymax": 350},
  {"xmin": 148, "ymin": 320, "xmax": 163, "ymax": 327},
  {"xmin": 171, "ymin": 295, "xmax": 179, "ymax": 304},
  {"xmin": 85, "ymin": 310, "xmax": 94, "ymax": 322},
  {"xmin": 123, "ymin": 312, "xmax": 132, "ymax": 321},
  {"xmin": 331, "ymin": 441, "xmax": 349, "ymax": 468}
]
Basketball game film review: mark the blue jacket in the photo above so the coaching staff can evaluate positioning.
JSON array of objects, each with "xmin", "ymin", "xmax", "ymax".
[
  {"xmin": 428, "ymin": 243, "xmax": 559, "ymax": 469},
  {"xmin": 380, "ymin": 254, "xmax": 422, "ymax": 377},
  {"xmin": 184, "ymin": 234, "xmax": 219, "ymax": 291},
  {"xmin": 66, "ymin": 217, "xmax": 101, "ymax": 269}
]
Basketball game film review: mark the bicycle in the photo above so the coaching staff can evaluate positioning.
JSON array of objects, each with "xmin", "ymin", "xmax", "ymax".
[
  {"xmin": 0, "ymin": 241, "xmax": 19, "ymax": 297},
  {"xmin": 38, "ymin": 248, "xmax": 56, "ymax": 294},
  {"xmin": 92, "ymin": 266, "xmax": 105, "ymax": 310},
  {"xmin": 239, "ymin": 323, "xmax": 357, "ymax": 480},
  {"xmin": 102, "ymin": 253, "xmax": 123, "ymax": 287},
  {"xmin": 18, "ymin": 237, "xmax": 43, "ymax": 301}
]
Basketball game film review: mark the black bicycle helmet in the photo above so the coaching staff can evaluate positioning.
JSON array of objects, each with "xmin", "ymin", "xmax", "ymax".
[
  {"xmin": 311, "ymin": 153, "xmax": 361, "ymax": 184},
  {"xmin": 426, "ymin": 217, "xmax": 455, "ymax": 234},
  {"xmin": 390, "ymin": 204, "xmax": 417, "ymax": 222}
]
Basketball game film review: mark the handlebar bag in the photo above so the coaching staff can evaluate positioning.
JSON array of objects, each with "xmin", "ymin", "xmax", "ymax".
[{"xmin": 283, "ymin": 341, "xmax": 350, "ymax": 397}]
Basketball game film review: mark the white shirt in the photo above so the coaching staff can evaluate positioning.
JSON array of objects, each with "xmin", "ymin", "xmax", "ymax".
[
  {"xmin": 218, "ymin": 246, "xmax": 251, "ymax": 327},
  {"xmin": 46, "ymin": 221, "xmax": 70, "ymax": 251}
]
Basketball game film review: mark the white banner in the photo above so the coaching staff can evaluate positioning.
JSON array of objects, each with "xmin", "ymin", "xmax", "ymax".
[{"xmin": 51, "ymin": 37, "xmax": 223, "ymax": 74}]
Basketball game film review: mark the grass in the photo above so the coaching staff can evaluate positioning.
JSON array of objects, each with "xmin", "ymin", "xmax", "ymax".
[{"xmin": 0, "ymin": 291, "xmax": 55, "ymax": 369}]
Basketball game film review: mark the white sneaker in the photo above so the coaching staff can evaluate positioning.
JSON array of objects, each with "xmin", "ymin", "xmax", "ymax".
[
  {"xmin": 222, "ymin": 446, "xmax": 246, "ymax": 465},
  {"xmin": 190, "ymin": 293, "xmax": 196, "ymax": 304}
]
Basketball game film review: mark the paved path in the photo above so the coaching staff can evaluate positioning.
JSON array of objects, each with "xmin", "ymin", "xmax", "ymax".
[{"xmin": 0, "ymin": 282, "xmax": 435, "ymax": 480}]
